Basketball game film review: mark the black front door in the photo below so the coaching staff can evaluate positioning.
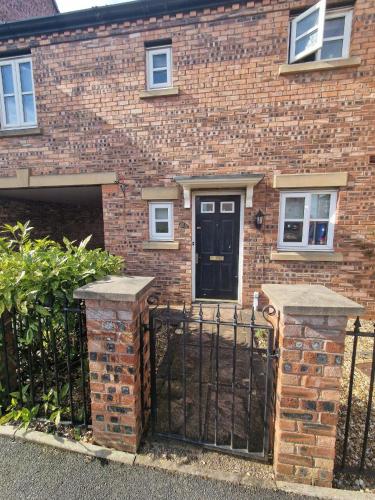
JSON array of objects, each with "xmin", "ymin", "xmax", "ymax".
[{"xmin": 195, "ymin": 195, "xmax": 241, "ymax": 301}]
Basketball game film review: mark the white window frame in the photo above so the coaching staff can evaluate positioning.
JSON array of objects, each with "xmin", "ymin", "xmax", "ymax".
[
  {"xmin": 315, "ymin": 8, "xmax": 353, "ymax": 61},
  {"xmin": 278, "ymin": 190, "xmax": 337, "ymax": 251},
  {"xmin": 149, "ymin": 202, "xmax": 174, "ymax": 241},
  {"xmin": 0, "ymin": 56, "xmax": 37, "ymax": 130},
  {"xmin": 146, "ymin": 46, "xmax": 172, "ymax": 90},
  {"xmin": 290, "ymin": 0, "xmax": 326, "ymax": 63}
]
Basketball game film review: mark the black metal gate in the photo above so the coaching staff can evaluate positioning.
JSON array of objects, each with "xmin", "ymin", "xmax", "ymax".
[
  {"xmin": 149, "ymin": 302, "xmax": 278, "ymax": 461},
  {"xmin": 336, "ymin": 317, "xmax": 375, "ymax": 476}
]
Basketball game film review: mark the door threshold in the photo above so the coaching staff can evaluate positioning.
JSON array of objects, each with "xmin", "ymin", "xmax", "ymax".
[{"xmin": 193, "ymin": 299, "xmax": 241, "ymax": 305}]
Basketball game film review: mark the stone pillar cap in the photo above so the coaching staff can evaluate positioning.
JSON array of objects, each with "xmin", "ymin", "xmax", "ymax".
[
  {"xmin": 74, "ymin": 275, "xmax": 155, "ymax": 302},
  {"xmin": 262, "ymin": 284, "xmax": 364, "ymax": 317}
]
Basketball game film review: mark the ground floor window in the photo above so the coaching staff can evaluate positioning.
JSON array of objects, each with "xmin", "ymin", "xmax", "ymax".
[
  {"xmin": 149, "ymin": 202, "xmax": 174, "ymax": 241},
  {"xmin": 278, "ymin": 190, "xmax": 337, "ymax": 250}
]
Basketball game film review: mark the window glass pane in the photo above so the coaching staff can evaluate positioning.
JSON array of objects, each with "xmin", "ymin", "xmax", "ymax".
[
  {"xmin": 4, "ymin": 96, "xmax": 17, "ymax": 124},
  {"xmin": 296, "ymin": 10, "xmax": 319, "ymax": 37},
  {"xmin": 321, "ymin": 39, "xmax": 343, "ymax": 59},
  {"xmin": 155, "ymin": 221, "xmax": 169, "ymax": 234},
  {"xmin": 285, "ymin": 197, "xmax": 305, "ymax": 219},
  {"xmin": 22, "ymin": 94, "xmax": 35, "ymax": 123},
  {"xmin": 283, "ymin": 222, "xmax": 303, "ymax": 243},
  {"xmin": 201, "ymin": 202, "xmax": 214, "ymax": 213},
  {"xmin": 309, "ymin": 221, "xmax": 328, "ymax": 245},
  {"xmin": 1, "ymin": 65, "xmax": 14, "ymax": 94},
  {"xmin": 311, "ymin": 194, "xmax": 331, "ymax": 219},
  {"xmin": 324, "ymin": 17, "xmax": 345, "ymax": 38},
  {"xmin": 221, "ymin": 202, "xmax": 235, "ymax": 213},
  {"xmin": 153, "ymin": 53, "xmax": 167, "ymax": 69},
  {"xmin": 153, "ymin": 70, "xmax": 168, "ymax": 85},
  {"xmin": 155, "ymin": 207, "xmax": 169, "ymax": 220},
  {"xmin": 296, "ymin": 30, "xmax": 318, "ymax": 55},
  {"xmin": 19, "ymin": 62, "xmax": 33, "ymax": 92}
]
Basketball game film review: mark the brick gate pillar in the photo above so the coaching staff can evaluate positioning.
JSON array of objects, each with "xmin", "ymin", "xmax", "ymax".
[
  {"xmin": 74, "ymin": 275, "xmax": 155, "ymax": 453},
  {"xmin": 262, "ymin": 284, "xmax": 364, "ymax": 488}
]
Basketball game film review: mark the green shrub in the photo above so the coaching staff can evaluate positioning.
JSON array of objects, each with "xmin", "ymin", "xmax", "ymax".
[
  {"xmin": 0, "ymin": 221, "xmax": 123, "ymax": 317},
  {"xmin": 0, "ymin": 222, "xmax": 123, "ymax": 427}
]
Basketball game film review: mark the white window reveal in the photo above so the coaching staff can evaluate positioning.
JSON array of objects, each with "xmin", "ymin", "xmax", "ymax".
[
  {"xmin": 146, "ymin": 46, "xmax": 172, "ymax": 90},
  {"xmin": 289, "ymin": 1, "xmax": 352, "ymax": 63},
  {"xmin": 0, "ymin": 57, "xmax": 37, "ymax": 129},
  {"xmin": 149, "ymin": 202, "xmax": 174, "ymax": 241},
  {"xmin": 278, "ymin": 191, "xmax": 337, "ymax": 251},
  {"xmin": 201, "ymin": 202, "xmax": 215, "ymax": 213},
  {"xmin": 220, "ymin": 201, "xmax": 235, "ymax": 213}
]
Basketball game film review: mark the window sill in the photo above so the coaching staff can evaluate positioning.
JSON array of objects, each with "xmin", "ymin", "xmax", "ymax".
[
  {"xmin": 271, "ymin": 251, "xmax": 343, "ymax": 262},
  {"xmin": 143, "ymin": 241, "xmax": 180, "ymax": 250},
  {"xmin": 140, "ymin": 87, "xmax": 179, "ymax": 99},
  {"xmin": 279, "ymin": 57, "xmax": 361, "ymax": 75},
  {"xmin": 0, "ymin": 127, "xmax": 42, "ymax": 138}
]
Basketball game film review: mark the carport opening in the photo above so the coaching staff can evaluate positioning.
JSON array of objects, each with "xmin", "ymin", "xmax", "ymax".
[{"xmin": 0, "ymin": 185, "xmax": 104, "ymax": 249}]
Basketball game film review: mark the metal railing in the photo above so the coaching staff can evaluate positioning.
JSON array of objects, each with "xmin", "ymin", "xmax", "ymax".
[
  {"xmin": 0, "ymin": 298, "xmax": 90, "ymax": 427},
  {"xmin": 337, "ymin": 317, "xmax": 375, "ymax": 474}
]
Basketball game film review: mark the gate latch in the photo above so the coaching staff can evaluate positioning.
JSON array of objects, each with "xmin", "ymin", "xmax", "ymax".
[{"xmin": 270, "ymin": 348, "xmax": 280, "ymax": 359}]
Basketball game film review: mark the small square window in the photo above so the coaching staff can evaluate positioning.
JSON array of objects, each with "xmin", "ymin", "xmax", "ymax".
[
  {"xmin": 149, "ymin": 202, "xmax": 173, "ymax": 241},
  {"xmin": 278, "ymin": 191, "xmax": 337, "ymax": 250},
  {"xmin": 289, "ymin": 2, "xmax": 353, "ymax": 63},
  {"xmin": 0, "ymin": 57, "xmax": 37, "ymax": 130},
  {"xmin": 201, "ymin": 202, "xmax": 215, "ymax": 213},
  {"xmin": 146, "ymin": 46, "xmax": 172, "ymax": 90},
  {"xmin": 220, "ymin": 201, "xmax": 235, "ymax": 213}
]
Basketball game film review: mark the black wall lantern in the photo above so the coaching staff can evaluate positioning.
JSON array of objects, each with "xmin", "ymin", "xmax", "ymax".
[{"xmin": 255, "ymin": 210, "xmax": 264, "ymax": 230}]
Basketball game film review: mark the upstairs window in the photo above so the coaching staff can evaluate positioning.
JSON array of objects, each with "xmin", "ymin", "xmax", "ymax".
[
  {"xmin": 289, "ymin": 1, "xmax": 353, "ymax": 63},
  {"xmin": 146, "ymin": 46, "xmax": 172, "ymax": 90},
  {"xmin": 278, "ymin": 191, "xmax": 337, "ymax": 251},
  {"xmin": 0, "ymin": 57, "xmax": 37, "ymax": 129}
]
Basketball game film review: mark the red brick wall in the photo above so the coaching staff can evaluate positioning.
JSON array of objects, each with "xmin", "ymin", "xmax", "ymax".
[
  {"xmin": 0, "ymin": 0, "xmax": 58, "ymax": 22},
  {"xmin": 0, "ymin": 198, "xmax": 104, "ymax": 248},
  {"xmin": 0, "ymin": 0, "xmax": 374, "ymax": 312}
]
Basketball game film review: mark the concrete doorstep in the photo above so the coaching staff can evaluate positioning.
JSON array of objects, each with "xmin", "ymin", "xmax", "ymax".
[{"xmin": 0, "ymin": 425, "xmax": 372, "ymax": 500}]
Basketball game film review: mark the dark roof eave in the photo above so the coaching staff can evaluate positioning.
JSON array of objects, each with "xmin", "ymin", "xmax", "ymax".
[{"xmin": 0, "ymin": 0, "xmax": 243, "ymax": 42}]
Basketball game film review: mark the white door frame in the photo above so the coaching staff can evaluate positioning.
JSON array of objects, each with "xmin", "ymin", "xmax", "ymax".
[{"xmin": 191, "ymin": 190, "xmax": 245, "ymax": 305}]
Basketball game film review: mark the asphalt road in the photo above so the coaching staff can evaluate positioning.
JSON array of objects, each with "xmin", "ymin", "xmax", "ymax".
[{"xmin": 0, "ymin": 437, "xmax": 309, "ymax": 500}]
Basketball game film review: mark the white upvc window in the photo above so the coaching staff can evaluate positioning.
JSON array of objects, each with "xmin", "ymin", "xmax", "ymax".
[
  {"xmin": 146, "ymin": 46, "xmax": 172, "ymax": 90},
  {"xmin": 0, "ymin": 57, "xmax": 37, "ymax": 129},
  {"xmin": 317, "ymin": 9, "xmax": 353, "ymax": 61},
  {"xmin": 278, "ymin": 191, "xmax": 337, "ymax": 251},
  {"xmin": 289, "ymin": 1, "xmax": 353, "ymax": 63},
  {"xmin": 149, "ymin": 202, "xmax": 174, "ymax": 241}
]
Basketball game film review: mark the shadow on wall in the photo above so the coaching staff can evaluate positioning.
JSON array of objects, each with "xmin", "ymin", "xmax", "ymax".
[{"xmin": 0, "ymin": 190, "xmax": 104, "ymax": 249}]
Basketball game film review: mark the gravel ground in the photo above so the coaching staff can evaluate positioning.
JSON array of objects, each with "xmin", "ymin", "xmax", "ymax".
[
  {"xmin": 334, "ymin": 319, "xmax": 375, "ymax": 492},
  {"xmin": 140, "ymin": 437, "xmax": 274, "ymax": 480},
  {"xmin": 0, "ymin": 437, "xmax": 309, "ymax": 500}
]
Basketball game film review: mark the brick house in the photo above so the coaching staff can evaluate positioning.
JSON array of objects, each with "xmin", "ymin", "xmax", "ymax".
[
  {"xmin": 0, "ymin": 0, "xmax": 373, "ymax": 312},
  {"xmin": 0, "ymin": 0, "xmax": 58, "ymax": 23}
]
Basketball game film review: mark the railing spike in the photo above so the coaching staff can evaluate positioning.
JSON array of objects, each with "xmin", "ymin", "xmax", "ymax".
[
  {"xmin": 233, "ymin": 305, "xmax": 238, "ymax": 323},
  {"xmin": 199, "ymin": 303, "xmax": 203, "ymax": 320},
  {"xmin": 216, "ymin": 303, "xmax": 221, "ymax": 321},
  {"xmin": 354, "ymin": 316, "xmax": 361, "ymax": 331}
]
